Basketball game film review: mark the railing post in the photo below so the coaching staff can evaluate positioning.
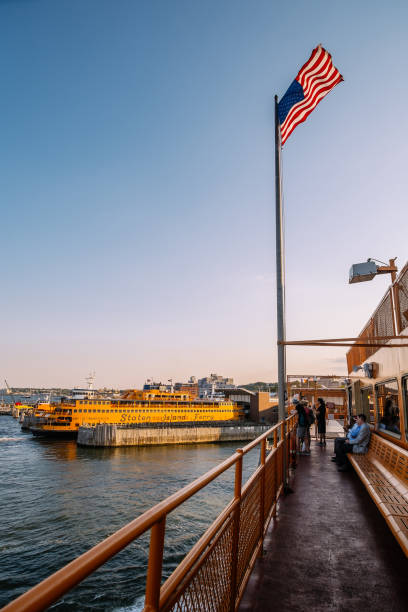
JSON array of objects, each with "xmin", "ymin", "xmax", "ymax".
[
  {"xmin": 229, "ymin": 449, "xmax": 243, "ymax": 612},
  {"xmin": 280, "ymin": 421, "xmax": 287, "ymax": 487},
  {"xmin": 392, "ymin": 282, "xmax": 401, "ymax": 335},
  {"xmin": 259, "ymin": 438, "xmax": 266, "ymax": 556},
  {"xmin": 144, "ymin": 517, "xmax": 166, "ymax": 612}
]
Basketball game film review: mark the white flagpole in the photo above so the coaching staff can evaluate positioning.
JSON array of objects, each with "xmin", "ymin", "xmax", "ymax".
[{"xmin": 274, "ymin": 95, "xmax": 288, "ymax": 487}]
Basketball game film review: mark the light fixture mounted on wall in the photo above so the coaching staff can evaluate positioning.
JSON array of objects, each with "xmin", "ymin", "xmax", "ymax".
[{"xmin": 349, "ymin": 258, "xmax": 397, "ymax": 284}]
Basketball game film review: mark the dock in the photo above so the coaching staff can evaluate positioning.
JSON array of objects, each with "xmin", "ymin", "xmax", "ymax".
[
  {"xmin": 77, "ymin": 421, "xmax": 272, "ymax": 446},
  {"xmin": 239, "ymin": 438, "xmax": 408, "ymax": 611}
]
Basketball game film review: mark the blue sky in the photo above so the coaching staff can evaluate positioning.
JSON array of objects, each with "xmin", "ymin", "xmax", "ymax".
[{"xmin": 1, "ymin": 0, "xmax": 407, "ymax": 388}]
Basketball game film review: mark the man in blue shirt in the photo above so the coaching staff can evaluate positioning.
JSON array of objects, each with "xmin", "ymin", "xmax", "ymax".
[
  {"xmin": 334, "ymin": 414, "xmax": 371, "ymax": 471},
  {"xmin": 331, "ymin": 420, "xmax": 360, "ymax": 463}
]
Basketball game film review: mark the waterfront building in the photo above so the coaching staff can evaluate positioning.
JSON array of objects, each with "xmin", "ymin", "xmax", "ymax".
[
  {"xmin": 198, "ymin": 373, "xmax": 235, "ymax": 398},
  {"xmin": 174, "ymin": 376, "xmax": 199, "ymax": 398},
  {"xmin": 222, "ymin": 388, "xmax": 279, "ymax": 423}
]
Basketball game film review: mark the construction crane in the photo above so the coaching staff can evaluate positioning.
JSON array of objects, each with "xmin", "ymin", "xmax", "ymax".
[{"xmin": 4, "ymin": 380, "xmax": 13, "ymax": 395}]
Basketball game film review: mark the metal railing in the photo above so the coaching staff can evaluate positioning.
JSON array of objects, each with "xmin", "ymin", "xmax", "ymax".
[
  {"xmin": 346, "ymin": 262, "xmax": 408, "ymax": 372},
  {"xmin": 2, "ymin": 415, "xmax": 297, "ymax": 612},
  {"xmin": 395, "ymin": 263, "xmax": 408, "ymax": 334}
]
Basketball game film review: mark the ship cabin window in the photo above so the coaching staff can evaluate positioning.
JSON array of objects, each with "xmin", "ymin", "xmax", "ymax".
[
  {"xmin": 402, "ymin": 376, "xmax": 408, "ymax": 440},
  {"xmin": 376, "ymin": 379, "xmax": 401, "ymax": 438},
  {"xmin": 360, "ymin": 387, "xmax": 375, "ymax": 424}
]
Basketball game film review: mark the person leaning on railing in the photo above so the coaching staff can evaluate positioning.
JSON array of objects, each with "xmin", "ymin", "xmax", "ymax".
[{"xmin": 332, "ymin": 414, "xmax": 370, "ymax": 472}]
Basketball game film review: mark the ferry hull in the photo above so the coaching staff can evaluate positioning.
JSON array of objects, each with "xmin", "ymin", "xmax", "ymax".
[{"xmin": 30, "ymin": 427, "xmax": 78, "ymax": 439}]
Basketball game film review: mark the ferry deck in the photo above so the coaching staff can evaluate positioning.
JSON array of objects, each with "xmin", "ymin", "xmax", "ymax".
[{"xmin": 239, "ymin": 439, "xmax": 408, "ymax": 611}]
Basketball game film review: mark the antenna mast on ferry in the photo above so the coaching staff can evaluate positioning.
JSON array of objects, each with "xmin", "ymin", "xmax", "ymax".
[{"xmin": 85, "ymin": 372, "xmax": 96, "ymax": 398}]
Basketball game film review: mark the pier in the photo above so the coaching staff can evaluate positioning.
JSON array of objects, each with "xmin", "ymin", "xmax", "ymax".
[{"xmin": 77, "ymin": 421, "xmax": 272, "ymax": 447}]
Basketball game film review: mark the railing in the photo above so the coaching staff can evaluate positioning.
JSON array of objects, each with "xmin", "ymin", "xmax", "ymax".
[
  {"xmin": 2, "ymin": 415, "xmax": 297, "ymax": 612},
  {"xmin": 395, "ymin": 263, "xmax": 408, "ymax": 334},
  {"xmin": 346, "ymin": 262, "xmax": 408, "ymax": 373}
]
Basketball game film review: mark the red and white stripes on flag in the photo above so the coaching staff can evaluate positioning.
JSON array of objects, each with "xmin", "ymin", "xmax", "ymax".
[{"xmin": 279, "ymin": 45, "xmax": 343, "ymax": 145}]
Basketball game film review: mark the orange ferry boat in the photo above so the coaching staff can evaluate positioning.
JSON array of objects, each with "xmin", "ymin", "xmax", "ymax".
[{"xmin": 30, "ymin": 389, "xmax": 243, "ymax": 437}]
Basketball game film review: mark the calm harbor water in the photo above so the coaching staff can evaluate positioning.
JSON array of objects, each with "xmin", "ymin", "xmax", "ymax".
[{"xmin": 0, "ymin": 415, "xmax": 260, "ymax": 611}]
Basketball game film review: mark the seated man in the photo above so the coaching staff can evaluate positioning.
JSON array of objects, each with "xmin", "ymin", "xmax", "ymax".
[
  {"xmin": 331, "ymin": 419, "xmax": 360, "ymax": 461},
  {"xmin": 334, "ymin": 414, "xmax": 370, "ymax": 472}
]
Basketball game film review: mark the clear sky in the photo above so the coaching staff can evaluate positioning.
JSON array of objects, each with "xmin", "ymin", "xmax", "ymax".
[{"xmin": 1, "ymin": 0, "xmax": 407, "ymax": 388}]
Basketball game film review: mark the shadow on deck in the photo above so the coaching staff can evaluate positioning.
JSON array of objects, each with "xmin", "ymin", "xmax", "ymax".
[{"xmin": 239, "ymin": 439, "xmax": 408, "ymax": 611}]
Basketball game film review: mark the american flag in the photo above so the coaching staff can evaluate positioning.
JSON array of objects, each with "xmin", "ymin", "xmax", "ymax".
[{"xmin": 278, "ymin": 45, "xmax": 343, "ymax": 146}]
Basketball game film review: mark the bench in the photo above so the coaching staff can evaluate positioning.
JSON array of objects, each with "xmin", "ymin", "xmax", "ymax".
[{"xmin": 347, "ymin": 433, "xmax": 408, "ymax": 557}]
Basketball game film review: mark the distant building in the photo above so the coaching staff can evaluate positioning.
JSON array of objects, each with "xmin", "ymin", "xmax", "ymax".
[
  {"xmin": 174, "ymin": 376, "xmax": 199, "ymax": 399},
  {"xmin": 222, "ymin": 389, "xmax": 279, "ymax": 424},
  {"xmin": 143, "ymin": 381, "xmax": 168, "ymax": 392},
  {"xmin": 198, "ymin": 373, "xmax": 235, "ymax": 398}
]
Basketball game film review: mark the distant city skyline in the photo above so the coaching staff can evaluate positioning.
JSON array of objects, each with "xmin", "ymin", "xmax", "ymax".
[{"xmin": 1, "ymin": 1, "xmax": 407, "ymax": 388}]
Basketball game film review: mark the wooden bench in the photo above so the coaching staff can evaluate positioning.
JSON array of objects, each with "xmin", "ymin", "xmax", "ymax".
[{"xmin": 347, "ymin": 433, "xmax": 408, "ymax": 557}]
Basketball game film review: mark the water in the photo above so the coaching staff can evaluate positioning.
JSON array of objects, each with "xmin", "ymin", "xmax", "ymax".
[{"xmin": 0, "ymin": 416, "xmax": 260, "ymax": 610}]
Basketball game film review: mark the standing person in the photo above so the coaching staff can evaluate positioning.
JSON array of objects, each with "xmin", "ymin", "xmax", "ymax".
[
  {"xmin": 295, "ymin": 402, "xmax": 307, "ymax": 454},
  {"xmin": 312, "ymin": 402, "xmax": 318, "ymax": 439},
  {"xmin": 302, "ymin": 400, "xmax": 313, "ymax": 454},
  {"xmin": 316, "ymin": 397, "xmax": 326, "ymax": 446}
]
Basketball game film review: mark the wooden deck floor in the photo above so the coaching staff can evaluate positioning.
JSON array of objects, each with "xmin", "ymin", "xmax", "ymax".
[{"xmin": 239, "ymin": 439, "xmax": 408, "ymax": 611}]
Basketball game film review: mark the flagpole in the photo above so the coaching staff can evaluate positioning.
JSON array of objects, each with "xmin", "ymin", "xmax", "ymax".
[{"xmin": 274, "ymin": 95, "xmax": 288, "ymax": 488}]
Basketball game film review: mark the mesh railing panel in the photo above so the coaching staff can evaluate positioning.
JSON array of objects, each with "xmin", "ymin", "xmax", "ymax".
[
  {"xmin": 236, "ymin": 475, "xmax": 261, "ymax": 591},
  {"xmin": 373, "ymin": 290, "xmax": 394, "ymax": 338},
  {"xmin": 347, "ymin": 289, "xmax": 395, "ymax": 373},
  {"xmin": 168, "ymin": 515, "xmax": 234, "ymax": 612},
  {"xmin": 396, "ymin": 266, "xmax": 408, "ymax": 333},
  {"xmin": 264, "ymin": 452, "xmax": 276, "ymax": 519}
]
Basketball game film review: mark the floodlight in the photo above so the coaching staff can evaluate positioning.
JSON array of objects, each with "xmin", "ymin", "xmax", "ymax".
[
  {"xmin": 349, "ymin": 261, "xmax": 377, "ymax": 284},
  {"xmin": 349, "ymin": 258, "xmax": 398, "ymax": 284}
]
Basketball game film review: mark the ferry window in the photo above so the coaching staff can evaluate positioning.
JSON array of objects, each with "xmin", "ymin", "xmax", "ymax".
[
  {"xmin": 376, "ymin": 379, "xmax": 401, "ymax": 438},
  {"xmin": 360, "ymin": 387, "xmax": 374, "ymax": 424},
  {"xmin": 402, "ymin": 377, "xmax": 408, "ymax": 440}
]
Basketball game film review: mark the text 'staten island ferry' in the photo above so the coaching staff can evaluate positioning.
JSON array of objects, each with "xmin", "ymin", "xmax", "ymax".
[{"xmin": 30, "ymin": 389, "xmax": 243, "ymax": 437}]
